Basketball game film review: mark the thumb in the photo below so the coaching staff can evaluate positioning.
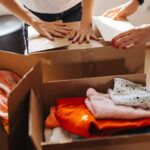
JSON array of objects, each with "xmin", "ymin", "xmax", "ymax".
[{"xmin": 113, "ymin": 9, "xmax": 126, "ymax": 20}]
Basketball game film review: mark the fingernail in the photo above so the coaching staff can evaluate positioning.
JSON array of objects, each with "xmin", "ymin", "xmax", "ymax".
[
  {"xmin": 111, "ymin": 38, "xmax": 115, "ymax": 43},
  {"xmin": 123, "ymin": 47, "xmax": 127, "ymax": 50},
  {"xmin": 86, "ymin": 41, "xmax": 90, "ymax": 43},
  {"xmin": 61, "ymin": 34, "xmax": 65, "ymax": 37},
  {"xmin": 68, "ymin": 32, "xmax": 71, "ymax": 35},
  {"xmin": 112, "ymin": 44, "xmax": 116, "ymax": 47},
  {"xmin": 116, "ymin": 46, "xmax": 119, "ymax": 49}
]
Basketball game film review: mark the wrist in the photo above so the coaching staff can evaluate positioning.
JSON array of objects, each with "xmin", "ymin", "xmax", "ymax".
[
  {"xmin": 130, "ymin": 0, "xmax": 140, "ymax": 7},
  {"xmin": 81, "ymin": 16, "xmax": 92, "ymax": 26},
  {"xmin": 26, "ymin": 11, "xmax": 42, "ymax": 27}
]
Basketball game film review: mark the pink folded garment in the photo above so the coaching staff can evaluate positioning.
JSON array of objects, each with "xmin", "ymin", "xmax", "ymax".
[{"xmin": 85, "ymin": 88, "xmax": 150, "ymax": 120}]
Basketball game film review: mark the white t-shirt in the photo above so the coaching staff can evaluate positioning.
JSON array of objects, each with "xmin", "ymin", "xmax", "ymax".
[{"xmin": 22, "ymin": 0, "xmax": 81, "ymax": 14}]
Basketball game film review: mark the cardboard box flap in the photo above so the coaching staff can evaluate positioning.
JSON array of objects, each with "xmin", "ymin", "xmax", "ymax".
[
  {"xmin": 0, "ymin": 120, "xmax": 8, "ymax": 150},
  {"xmin": 32, "ymin": 45, "xmax": 145, "ymax": 82},
  {"xmin": 28, "ymin": 26, "xmax": 69, "ymax": 53},
  {"xmin": 8, "ymin": 61, "xmax": 42, "ymax": 128},
  {"xmin": 0, "ymin": 50, "xmax": 40, "ymax": 76},
  {"xmin": 28, "ymin": 22, "xmax": 110, "ymax": 54},
  {"xmin": 42, "ymin": 73, "xmax": 146, "ymax": 114},
  {"xmin": 29, "ymin": 89, "xmax": 43, "ymax": 150},
  {"xmin": 93, "ymin": 16, "xmax": 134, "ymax": 41},
  {"xmin": 41, "ymin": 133, "xmax": 150, "ymax": 150}
]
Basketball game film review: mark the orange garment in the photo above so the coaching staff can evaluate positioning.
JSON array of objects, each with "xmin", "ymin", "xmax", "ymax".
[
  {"xmin": 0, "ymin": 70, "xmax": 21, "ymax": 133},
  {"xmin": 45, "ymin": 106, "xmax": 61, "ymax": 128},
  {"xmin": 56, "ymin": 97, "xmax": 150, "ymax": 138}
]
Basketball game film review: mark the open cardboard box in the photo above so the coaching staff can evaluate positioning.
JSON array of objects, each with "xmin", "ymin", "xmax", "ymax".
[
  {"xmin": 0, "ymin": 51, "xmax": 42, "ymax": 150},
  {"xmin": 28, "ymin": 17, "xmax": 135, "ymax": 53},
  {"xmin": 29, "ymin": 73, "xmax": 150, "ymax": 150},
  {"xmin": 30, "ymin": 44, "xmax": 145, "ymax": 82},
  {"xmin": 28, "ymin": 21, "xmax": 145, "ymax": 82}
]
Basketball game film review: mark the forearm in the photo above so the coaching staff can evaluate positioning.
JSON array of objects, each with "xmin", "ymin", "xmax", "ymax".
[
  {"xmin": 81, "ymin": 0, "xmax": 94, "ymax": 24},
  {"xmin": 0, "ymin": 0, "xmax": 41, "ymax": 26}
]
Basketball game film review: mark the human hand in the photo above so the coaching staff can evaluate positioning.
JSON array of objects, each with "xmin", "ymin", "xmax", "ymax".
[
  {"xmin": 103, "ymin": 0, "xmax": 140, "ymax": 20},
  {"xmin": 68, "ymin": 22, "xmax": 98, "ymax": 44},
  {"xmin": 111, "ymin": 24, "xmax": 150, "ymax": 49},
  {"xmin": 33, "ymin": 21, "xmax": 72, "ymax": 40}
]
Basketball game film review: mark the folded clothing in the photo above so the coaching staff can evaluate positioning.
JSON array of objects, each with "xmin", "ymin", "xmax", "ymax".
[
  {"xmin": 56, "ymin": 97, "xmax": 150, "ymax": 138},
  {"xmin": 85, "ymin": 88, "xmax": 150, "ymax": 120},
  {"xmin": 0, "ymin": 70, "xmax": 21, "ymax": 133},
  {"xmin": 109, "ymin": 78, "xmax": 150, "ymax": 109},
  {"xmin": 45, "ymin": 106, "xmax": 61, "ymax": 128},
  {"xmin": 49, "ymin": 127, "xmax": 72, "ymax": 143},
  {"xmin": 45, "ymin": 106, "xmax": 84, "ymax": 143}
]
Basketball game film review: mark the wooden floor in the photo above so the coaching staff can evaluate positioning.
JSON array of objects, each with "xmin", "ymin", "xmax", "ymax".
[{"xmin": 145, "ymin": 48, "xmax": 150, "ymax": 87}]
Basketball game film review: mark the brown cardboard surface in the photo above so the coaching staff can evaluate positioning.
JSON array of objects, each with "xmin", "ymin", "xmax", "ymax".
[
  {"xmin": 28, "ymin": 22, "xmax": 109, "ymax": 54},
  {"xmin": 29, "ymin": 21, "xmax": 145, "ymax": 83},
  {"xmin": 0, "ymin": 50, "xmax": 41, "ymax": 150},
  {"xmin": 28, "ymin": 19, "xmax": 134, "ymax": 53},
  {"xmin": 29, "ymin": 73, "xmax": 149, "ymax": 150},
  {"xmin": 28, "ymin": 26, "xmax": 69, "ymax": 53},
  {"xmin": 0, "ymin": 120, "xmax": 8, "ymax": 150},
  {"xmin": 29, "ymin": 90, "xmax": 43, "ymax": 150},
  {"xmin": 32, "ymin": 45, "xmax": 145, "ymax": 82}
]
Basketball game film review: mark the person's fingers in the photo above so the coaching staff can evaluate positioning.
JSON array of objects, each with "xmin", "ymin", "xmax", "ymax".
[
  {"xmin": 72, "ymin": 33, "xmax": 80, "ymax": 43},
  {"xmin": 112, "ymin": 35, "xmax": 131, "ymax": 47},
  {"xmin": 113, "ymin": 8, "xmax": 125, "ymax": 20},
  {"xmin": 103, "ymin": 10, "xmax": 113, "ymax": 17},
  {"xmin": 55, "ymin": 27, "xmax": 71, "ymax": 35},
  {"xmin": 90, "ymin": 34, "xmax": 98, "ymax": 41},
  {"xmin": 42, "ymin": 32, "xmax": 54, "ymax": 41},
  {"xmin": 124, "ymin": 43, "xmax": 137, "ymax": 49},
  {"xmin": 54, "ymin": 23, "xmax": 66, "ymax": 26},
  {"xmin": 111, "ymin": 30, "xmax": 133, "ymax": 42},
  {"xmin": 86, "ymin": 34, "xmax": 90, "ymax": 43},
  {"xmin": 78, "ymin": 34, "xmax": 85, "ymax": 44},
  {"xmin": 50, "ymin": 30, "xmax": 66, "ymax": 38},
  {"xmin": 68, "ymin": 30, "xmax": 76, "ymax": 40},
  {"xmin": 57, "ymin": 26, "xmax": 73, "ymax": 31},
  {"xmin": 118, "ymin": 39, "xmax": 135, "ymax": 49}
]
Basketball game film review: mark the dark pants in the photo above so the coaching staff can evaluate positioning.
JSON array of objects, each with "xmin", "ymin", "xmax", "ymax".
[{"xmin": 24, "ymin": 2, "xmax": 82, "ymax": 52}]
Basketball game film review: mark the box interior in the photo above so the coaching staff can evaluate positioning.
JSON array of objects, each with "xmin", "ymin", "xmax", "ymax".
[{"xmin": 29, "ymin": 73, "xmax": 149, "ymax": 150}]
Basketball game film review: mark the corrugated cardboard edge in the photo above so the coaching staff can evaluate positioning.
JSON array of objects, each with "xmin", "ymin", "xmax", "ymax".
[
  {"xmin": 7, "ymin": 60, "xmax": 42, "ymax": 150},
  {"xmin": 0, "ymin": 120, "xmax": 9, "ymax": 150},
  {"xmin": 29, "ymin": 89, "xmax": 43, "ymax": 150}
]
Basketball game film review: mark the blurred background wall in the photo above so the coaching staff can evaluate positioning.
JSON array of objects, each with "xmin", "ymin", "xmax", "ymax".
[{"xmin": 0, "ymin": 0, "xmax": 150, "ymax": 25}]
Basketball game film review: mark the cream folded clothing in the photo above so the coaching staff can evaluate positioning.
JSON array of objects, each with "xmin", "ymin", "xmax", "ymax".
[
  {"xmin": 44, "ymin": 127, "xmax": 72, "ymax": 143},
  {"xmin": 85, "ymin": 88, "xmax": 150, "ymax": 120},
  {"xmin": 108, "ymin": 78, "xmax": 150, "ymax": 109}
]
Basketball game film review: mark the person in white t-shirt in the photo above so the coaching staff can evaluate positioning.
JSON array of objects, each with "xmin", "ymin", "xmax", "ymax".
[{"xmin": 0, "ymin": 0, "xmax": 97, "ymax": 46}]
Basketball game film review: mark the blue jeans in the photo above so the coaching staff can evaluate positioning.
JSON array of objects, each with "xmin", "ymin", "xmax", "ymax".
[{"xmin": 24, "ymin": 2, "xmax": 82, "ymax": 52}]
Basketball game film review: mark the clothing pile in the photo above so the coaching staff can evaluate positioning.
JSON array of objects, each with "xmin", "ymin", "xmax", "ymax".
[
  {"xmin": 44, "ymin": 78, "xmax": 150, "ymax": 143},
  {"xmin": 0, "ymin": 70, "xmax": 21, "ymax": 133}
]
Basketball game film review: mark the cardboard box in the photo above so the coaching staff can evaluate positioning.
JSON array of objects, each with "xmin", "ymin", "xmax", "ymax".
[
  {"xmin": 28, "ymin": 22, "xmax": 145, "ymax": 82},
  {"xmin": 0, "ymin": 51, "xmax": 42, "ymax": 150},
  {"xmin": 30, "ymin": 45, "xmax": 145, "ymax": 82},
  {"xmin": 29, "ymin": 73, "xmax": 150, "ymax": 150}
]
